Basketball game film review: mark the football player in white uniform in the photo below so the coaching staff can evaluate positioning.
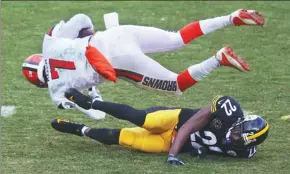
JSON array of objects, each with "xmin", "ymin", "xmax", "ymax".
[
  {"xmin": 22, "ymin": 14, "xmax": 107, "ymax": 120},
  {"xmin": 22, "ymin": 10, "xmax": 264, "ymax": 120}
]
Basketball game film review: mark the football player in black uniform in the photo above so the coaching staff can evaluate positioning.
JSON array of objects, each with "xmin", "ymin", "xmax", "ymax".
[{"xmin": 51, "ymin": 88, "xmax": 269, "ymax": 165}]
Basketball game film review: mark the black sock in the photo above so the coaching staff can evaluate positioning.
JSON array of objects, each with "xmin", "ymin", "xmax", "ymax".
[
  {"xmin": 86, "ymin": 128, "xmax": 121, "ymax": 145},
  {"xmin": 92, "ymin": 101, "xmax": 146, "ymax": 127}
]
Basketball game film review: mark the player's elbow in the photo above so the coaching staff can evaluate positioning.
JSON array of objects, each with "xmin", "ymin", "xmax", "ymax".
[
  {"xmin": 72, "ymin": 14, "xmax": 93, "ymax": 27},
  {"xmin": 73, "ymin": 13, "xmax": 90, "ymax": 20}
]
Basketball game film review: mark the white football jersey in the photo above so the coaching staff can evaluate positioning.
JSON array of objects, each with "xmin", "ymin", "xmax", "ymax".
[
  {"xmin": 42, "ymin": 34, "xmax": 106, "ymax": 107},
  {"xmin": 42, "ymin": 26, "xmax": 144, "ymax": 108}
]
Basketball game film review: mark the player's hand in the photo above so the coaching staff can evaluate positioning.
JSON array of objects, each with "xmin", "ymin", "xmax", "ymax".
[{"xmin": 167, "ymin": 154, "xmax": 185, "ymax": 166}]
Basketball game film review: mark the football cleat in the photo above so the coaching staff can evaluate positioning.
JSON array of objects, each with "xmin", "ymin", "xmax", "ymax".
[
  {"xmin": 230, "ymin": 9, "xmax": 265, "ymax": 26},
  {"xmin": 65, "ymin": 88, "xmax": 92, "ymax": 110},
  {"xmin": 51, "ymin": 118, "xmax": 85, "ymax": 136},
  {"xmin": 216, "ymin": 46, "xmax": 250, "ymax": 72}
]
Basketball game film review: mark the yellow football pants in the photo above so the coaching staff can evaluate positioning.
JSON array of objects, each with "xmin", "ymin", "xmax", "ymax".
[{"xmin": 119, "ymin": 109, "xmax": 181, "ymax": 153}]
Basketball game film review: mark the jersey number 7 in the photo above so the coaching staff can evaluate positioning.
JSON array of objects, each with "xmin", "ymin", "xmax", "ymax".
[{"xmin": 49, "ymin": 59, "xmax": 76, "ymax": 79}]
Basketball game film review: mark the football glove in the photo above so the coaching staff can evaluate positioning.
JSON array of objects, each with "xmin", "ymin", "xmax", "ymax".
[{"xmin": 167, "ymin": 154, "xmax": 185, "ymax": 166}]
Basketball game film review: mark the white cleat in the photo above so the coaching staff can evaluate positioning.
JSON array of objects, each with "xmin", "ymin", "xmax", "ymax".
[
  {"xmin": 230, "ymin": 9, "xmax": 265, "ymax": 26},
  {"xmin": 215, "ymin": 46, "xmax": 250, "ymax": 72}
]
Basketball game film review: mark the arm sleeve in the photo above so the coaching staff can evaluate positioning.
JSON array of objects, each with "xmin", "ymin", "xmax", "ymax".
[{"xmin": 51, "ymin": 14, "xmax": 94, "ymax": 39}]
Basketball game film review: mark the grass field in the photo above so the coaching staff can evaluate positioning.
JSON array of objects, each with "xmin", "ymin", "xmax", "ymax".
[{"xmin": 1, "ymin": 1, "xmax": 290, "ymax": 174}]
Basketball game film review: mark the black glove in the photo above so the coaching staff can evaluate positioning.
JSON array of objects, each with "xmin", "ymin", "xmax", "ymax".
[{"xmin": 167, "ymin": 154, "xmax": 185, "ymax": 165}]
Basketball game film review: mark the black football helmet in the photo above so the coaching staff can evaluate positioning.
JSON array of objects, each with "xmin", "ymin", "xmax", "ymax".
[{"xmin": 223, "ymin": 115, "xmax": 269, "ymax": 148}]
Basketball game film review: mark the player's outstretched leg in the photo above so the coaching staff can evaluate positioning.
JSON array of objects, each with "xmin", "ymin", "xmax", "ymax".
[
  {"xmin": 119, "ymin": 9, "xmax": 264, "ymax": 54},
  {"xmin": 180, "ymin": 9, "xmax": 264, "ymax": 44},
  {"xmin": 51, "ymin": 119, "xmax": 169, "ymax": 152},
  {"xmin": 65, "ymin": 88, "xmax": 147, "ymax": 126},
  {"xmin": 51, "ymin": 118, "xmax": 120, "ymax": 145},
  {"xmin": 177, "ymin": 46, "xmax": 249, "ymax": 92}
]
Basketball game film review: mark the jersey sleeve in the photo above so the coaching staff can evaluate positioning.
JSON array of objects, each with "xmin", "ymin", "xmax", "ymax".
[
  {"xmin": 210, "ymin": 95, "xmax": 244, "ymax": 125},
  {"xmin": 225, "ymin": 146, "xmax": 257, "ymax": 158}
]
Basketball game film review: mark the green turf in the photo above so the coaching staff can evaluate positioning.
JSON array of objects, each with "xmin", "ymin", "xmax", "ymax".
[{"xmin": 1, "ymin": 1, "xmax": 290, "ymax": 174}]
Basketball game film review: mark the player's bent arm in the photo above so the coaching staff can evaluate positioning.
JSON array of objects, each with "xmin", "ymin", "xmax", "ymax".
[{"xmin": 168, "ymin": 105, "xmax": 212, "ymax": 157}]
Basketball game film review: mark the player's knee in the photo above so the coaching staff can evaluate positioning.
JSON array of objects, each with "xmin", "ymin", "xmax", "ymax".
[{"xmin": 119, "ymin": 128, "xmax": 139, "ymax": 147}]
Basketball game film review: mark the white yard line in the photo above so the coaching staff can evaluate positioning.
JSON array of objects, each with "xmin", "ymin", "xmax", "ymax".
[{"xmin": 0, "ymin": 106, "xmax": 16, "ymax": 117}]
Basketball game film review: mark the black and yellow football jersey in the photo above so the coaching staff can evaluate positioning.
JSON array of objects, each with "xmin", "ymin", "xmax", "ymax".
[
  {"xmin": 176, "ymin": 96, "xmax": 257, "ymax": 158},
  {"xmin": 118, "ymin": 95, "xmax": 257, "ymax": 157}
]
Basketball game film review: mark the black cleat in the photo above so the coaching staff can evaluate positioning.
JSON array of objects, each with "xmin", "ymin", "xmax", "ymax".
[
  {"xmin": 51, "ymin": 118, "xmax": 85, "ymax": 137},
  {"xmin": 65, "ymin": 88, "xmax": 92, "ymax": 110}
]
